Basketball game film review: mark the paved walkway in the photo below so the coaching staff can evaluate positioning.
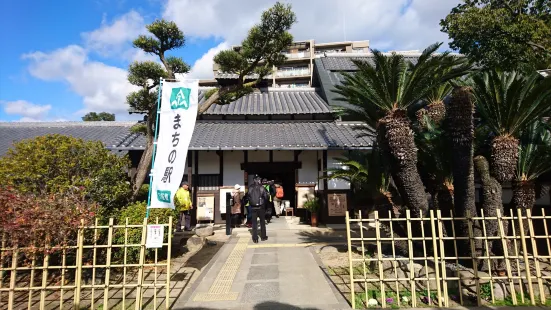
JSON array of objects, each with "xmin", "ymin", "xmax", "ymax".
[{"xmin": 174, "ymin": 217, "xmax": 351, "ymax": 310}]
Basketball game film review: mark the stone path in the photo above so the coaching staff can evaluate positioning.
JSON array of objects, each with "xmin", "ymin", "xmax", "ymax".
[{"xmin": 174, "ymin": 217, "xmax": 351, "ymax": 309}]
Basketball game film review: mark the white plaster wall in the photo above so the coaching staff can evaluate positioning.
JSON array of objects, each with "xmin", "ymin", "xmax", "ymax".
[
  {"xmin": 298, "ymin": 151, "xmax": 318, "ymax": 185},
  {"xmin": 197, "ymin": 151, "xmax": 219, "ymax": 174},
  {"xmin": 327, "ymin": 150, "xmax": 351, "ymax": 190},
  {"xmin": 223, "ymin": 151, "xmax": 244, "ymax": 187},
  {"xmin": 248, "ymin": 151, "xmax": 269, "ymax": 162},
  {"xmin": 273, "ymin": 150, "xmax": 294, "ymax": 161}
]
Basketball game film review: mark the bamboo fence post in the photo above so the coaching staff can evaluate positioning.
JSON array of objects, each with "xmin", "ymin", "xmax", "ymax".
[
  {"xmin": 388, "ymin": 210, "xmax": 401, "ymax": 307},
  {"xmin": 166, "ymin": 216, "xmax": 173, "ymax": 310},
  {"xmin": 429, "ymin": 210, "xmax": 442, "ymax": 307},
  {"xmin": 437, "ymin": 210, "xmax": 448, "ymax": 307},
  {"xmin": 526, "ymin": 209, "xmax": 545, "ymax": 304},
  {"xmin": 0, "ymin": 234, "xmax": 5, "ymax": 307},
  {"xmin": 542, "ymin": 209, "xmax": 551, "ymax": 267},
  {"xmin": 517, "ymin": 208, "xmax": 535, "ymax": 305},
  {"xmin": 58, "ymin": 242, "xmax": 67, "ymax": 310},
  {"xmin": 74, "ymin": 220, "xmax": 84, "ymax": 310},
  {"xmin": 510, "ymin": 208, "xmax": 525, "ymax": 303},
  {"xmin": 7, "ymin": 249, "xmax": 17, "ymax": 310},
  {"xmin": 28, "ymin": 250, "xmax": 37, "ymax": 309},
  {"xmin": 480, "ymin": 209, "xmax": 495, "ymax": 303},
  {"xmin": 420, "ymin": 211, "xmax": 431, "ymax": 303},
  {"xmin": 466, "ymin": 210, "xmax": 481, "ymax": 306},
  {"xmin": 358, "ymin": 210, "xmax": 368, "ymax": 308},
  {"xmin": 135, "ymin": 217, "xmax": 148, "ymax": 310},
  {"xmin": 375, "ymin": 211, "xmax": 385, "ymax": 308},
  {"xmin": 122, "ymin": 218, "xmax": 129, "ymax": 310},
  {"xmin": 103, "ymin": 218, "xmax": 114, "ymax": 310},
  {"xmin": 450, "ymin": 210, "xmax": 463, "ymax": 306},
  {"xmin": 406, "ymin": 210, "xmax": 416, "ymax": 308},
  {"xmin": 91, "ymin": 218, "xmax": 99, "ymax": 310},
  {"xmin": 496, "ymin": 209, "xmax": 516, "ymax": 305},
  {"xmin": 345, "ymin": 211, "xmax": 356, "ymax": 309}
]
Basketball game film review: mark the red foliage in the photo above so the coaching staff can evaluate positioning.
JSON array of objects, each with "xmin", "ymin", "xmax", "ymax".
[{"xmin": 0, "ymin": 186, "xmax": 97, "ymax": 255}]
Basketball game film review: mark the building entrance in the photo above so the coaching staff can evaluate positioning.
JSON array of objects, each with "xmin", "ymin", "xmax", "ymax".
[{"xmin": 245, "ymin": 162, "xmax": 297, "ymax": 214}]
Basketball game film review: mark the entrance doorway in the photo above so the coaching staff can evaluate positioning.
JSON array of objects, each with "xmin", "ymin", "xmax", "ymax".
[{"xmin": 245, "ymin": 162, "xmax": 297, "ymax": 213}]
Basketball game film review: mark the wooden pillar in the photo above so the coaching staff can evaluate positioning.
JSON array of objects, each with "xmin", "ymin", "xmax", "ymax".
[
  {"xmin": 322, "ymin": 150, "xmax": 328, "ymax": 224},
  {"xmin": 187, "ymin": 150, "xmax": 192, "ymax": 185},
  {"xmin": 243, "ymin": 151, "xmax": 248, "ymax": 187},
  {"xmin": 192, "ymin": 150, "xmax": 199, "ymax": 226},
  {"xmin": 217, "ymin": 151, "xmax": 223, "ymax": 186}
]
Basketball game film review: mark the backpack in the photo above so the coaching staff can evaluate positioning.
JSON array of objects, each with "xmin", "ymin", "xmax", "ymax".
[
  {"xmin": 248, "ymin": 184, "xmax": 264, "ymax": 207},
  {"xmin": 275, "ymin": 186, "xmax": 284, "ymax": 199}
]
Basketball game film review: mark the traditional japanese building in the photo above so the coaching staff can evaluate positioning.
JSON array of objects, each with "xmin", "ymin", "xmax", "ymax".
[{"xmin": 1, "ymin": 48, "xmax": 549, "ymax": 225}]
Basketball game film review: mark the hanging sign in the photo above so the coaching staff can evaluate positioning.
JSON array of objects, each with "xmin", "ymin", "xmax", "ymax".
[
  {"xmin": 150, "ymin": 80, "xmax": 198, "ymax": 209},
  {"xmin": 146, "ymin": 225, "xmax": 164, "ymax": 248}
]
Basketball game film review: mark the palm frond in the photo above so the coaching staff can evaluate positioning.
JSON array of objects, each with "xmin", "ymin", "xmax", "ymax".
[
  {"xmin": 517, "ymin": 121, "xmax": 551, "ymax": 181},
  {"xmin": 471, "ymin": 70, "xmax": 551, "ymax": 137}
]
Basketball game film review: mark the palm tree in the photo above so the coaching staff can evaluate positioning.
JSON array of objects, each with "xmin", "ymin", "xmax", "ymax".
[
  {"xmin": 513, "ymin": 121, "xmax": 551, "ymax": 212},
  {"xmin": 335, "ymin": 43, "xmax": 472, "ymax": 217},
  {"xmin": 415, "ymin": 81, "xmax": 453, "ymax": 127},
  {"xmin": 471, "ymin": 70, "xmax": 551, "ymax": 183}
]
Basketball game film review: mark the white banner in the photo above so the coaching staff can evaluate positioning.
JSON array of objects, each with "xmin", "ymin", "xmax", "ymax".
[{"xmin": 150, "ymin": 80, "xmax": 198, "ymax": 209}]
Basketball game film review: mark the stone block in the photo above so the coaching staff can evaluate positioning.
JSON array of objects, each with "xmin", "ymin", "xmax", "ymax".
[{"xmin": 195, "ymin": 224, "xmax": 214, "ymax": 237}]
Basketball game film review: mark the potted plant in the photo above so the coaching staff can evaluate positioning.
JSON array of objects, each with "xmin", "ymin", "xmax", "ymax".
[{"xmin": 303, "ymin": 197, "xmax": 320, "ymax": 227}]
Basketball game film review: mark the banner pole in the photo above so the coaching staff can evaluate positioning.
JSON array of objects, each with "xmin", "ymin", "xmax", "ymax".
[{"xmin": 146, "ymin": 78, "xmax": 164, "ymax": 218}]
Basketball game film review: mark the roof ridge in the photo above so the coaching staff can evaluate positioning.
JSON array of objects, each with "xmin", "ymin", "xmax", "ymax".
[{"xmin": 0, "ymin": 121, "xmax": 137, "ymax": 127}]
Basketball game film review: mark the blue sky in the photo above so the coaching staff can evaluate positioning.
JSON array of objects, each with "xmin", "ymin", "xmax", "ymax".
[{"xmin": 0, "ymin": 0, "xmax": 459, "ymax": 122}]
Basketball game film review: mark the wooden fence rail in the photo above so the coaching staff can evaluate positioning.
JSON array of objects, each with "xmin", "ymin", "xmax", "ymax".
[
  {"xmin": 0, "ymin": 217, "xmax": 172, "ymax": 310},
  {"xmin": 345, "ymin": 208, "xmax": 551, "ymax": 309}
]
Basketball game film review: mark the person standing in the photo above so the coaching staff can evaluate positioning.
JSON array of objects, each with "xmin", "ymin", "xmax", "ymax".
[
  {"xmin": 263, "ymin": 179, "xmax": 276, "ymax": 223},
  {"xmin": 247, "ymin": 175, "xmax": 269, "ymax": 243},
  {"xmin": 273, "ymin": 182, "xmax": 285, "ymax": 216},
  {"xmin": 231, "ymin": 184, "xmax": 244, "ymax": 228},
  {"xmin": 174, "ymin": 182, "xmax": 193, "ymax": 232}
]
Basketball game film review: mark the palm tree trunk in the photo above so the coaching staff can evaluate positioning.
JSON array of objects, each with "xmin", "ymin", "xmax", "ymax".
[
  {"xmin": 474, "ymin": 155, "xmax": 503, "ymax": 271},
  {"xmin": 378, "ymin": 109, "xmax": 428, "ymax": 217},
  {"xmin": 491, "ymin": 136, "xmax": 519, "ymax": 183},
  {"xmin": 511, "ymin": 179, "xmax": 536, "ymax": 253},
  {"xmin": 447, "ymin": 87, "xmax": 479, "ymax": 259}
]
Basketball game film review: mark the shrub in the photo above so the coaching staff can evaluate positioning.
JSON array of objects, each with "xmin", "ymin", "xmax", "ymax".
[
  {"xmin": 114, "ymin": 201, "xmax": 177, "ymax": 263},
  {"xmin": 0, "ymin": 186, "xmax": 97, "ymax": 256},
  {"xmin": 0, "ymin": 134, "xmax": 132, "ymax": 219}
]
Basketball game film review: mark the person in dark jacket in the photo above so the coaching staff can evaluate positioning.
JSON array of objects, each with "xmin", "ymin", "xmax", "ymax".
[
  {"xmin": 262, "ymin": 178, "xmax": 276, "ymax": 223},
  {"xmin": 247, "ymin": 175, "xmax": 269, "ymax": 243}
]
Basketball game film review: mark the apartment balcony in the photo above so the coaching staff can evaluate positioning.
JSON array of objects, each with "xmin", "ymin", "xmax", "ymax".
[
  {"xmin": 274, "ymin": 68, "xmax": 310, "ymax": 78},
  {"xmin": 281, "ymin": 51, "xmax": 310, "ymax": 60}
]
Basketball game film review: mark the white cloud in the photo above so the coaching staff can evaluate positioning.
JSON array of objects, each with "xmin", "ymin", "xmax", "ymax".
[
  {"xmin": 163, "ymin": 0, "xmax": 460, "ymax": 50},
  {"xmin": 2, "ymin": 100, "xmax": 52, "ymax": 119},
  {"xmin": 186, "ymin": 41, "xmax": 229, "ymax": 79},
  {"xmin": 22, "ymin": 45, "xmax": 139, "ymax": 116},
  {"xmin": 82, "ymin": 10, "xmax": 145, "ymax": 57}
]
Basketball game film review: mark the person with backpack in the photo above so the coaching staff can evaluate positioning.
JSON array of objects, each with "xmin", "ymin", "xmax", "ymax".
[
  {"xmin": 262, "ymin": 178, "xmax": 276, "ymax": 223},
  {"xmin": 274, "ymin": 183, "xmax": 285, "ymax": 216},
  {"xmin": 247, "ymin": 175, "xmax": 269, "ymax": 243}
]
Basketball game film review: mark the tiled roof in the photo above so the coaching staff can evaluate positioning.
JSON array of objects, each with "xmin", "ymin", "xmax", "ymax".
[
  {"xmin": 204, "ymin": 90, "xmax": 331, "ymax": 115},
  {"xmin": 0, "ymin": 122, "xmax": 135, "ymax": 157},
  {"xmin": 119, "ymin": 121, "xmax": 372, "ymax": 150},
  {"xmin": 321, "ymin": 55, "xmax": 420, "ymax": 71},
  {"xmin": 0, "ymin": 121, "xmax": 372, "ymax": 156}
]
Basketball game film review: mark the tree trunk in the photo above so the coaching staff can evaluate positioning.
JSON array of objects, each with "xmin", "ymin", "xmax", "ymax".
[
  {"xmin": 373, "ymin": 195, "xmax": 412, "ymax": 257},
  {"xmin": 511, "ymin": 179, "xmax": 536, "ymax": 253},
  {"xmin": 447, "ymin": 87, "xmax": 479, "ymax": 258},
  {"xmin": 474, "ymin": 155, "xmax": 503, "ymax": 271},
  {"xmin": 131, "ymin": 108, "xmax": 156, "ymax": 199},
  {"xmin": 378, "ymin": 109, "xmax": 428, "ymax": 217},
  {"xmin": 491, "ymin": 135, "xmax": 519, "ymax": 183}
]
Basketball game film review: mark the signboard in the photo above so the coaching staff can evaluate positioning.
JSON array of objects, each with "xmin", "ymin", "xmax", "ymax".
[
  {"xmin": 328, "ymin": 193, "xmax": 347, "ymax": 216},
  {"xmin": 296, "ymin": 185, "xmax": 315, "ymax": 209},
  {"xmin": 196, "ymin": 195, "xmax": 215, "ymax": 221},
  {"xmin": 150, "ymin": 80, "xmax": 199, "ymax": 209},
  {"xmin": 146, "ymin": 225, "xmax": 164, "ymax": 248},
  {"xmin": 219, "ymin": 187, "xmax": 244, "ymax": 214}
]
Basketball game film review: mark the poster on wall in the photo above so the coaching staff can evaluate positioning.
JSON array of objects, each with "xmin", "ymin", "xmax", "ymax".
[
  {"xmin": 196, "ymin": 195, "xmax": 215, "ymax": 221},
  {"xmin": 328, "ymin": 193, "xmax": 347, "ymax": 216},
  {"xmin": 296, "ymin": 185, "xmax": 315, "ymax": 209},
  {"xmin": 219, "ymin": 187, "xmax": 245, "ymax": 214}
]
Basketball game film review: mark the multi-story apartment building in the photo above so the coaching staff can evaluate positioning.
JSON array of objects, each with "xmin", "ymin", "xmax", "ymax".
[{"xmin": 211, "ymin": 40, "xmax": 370, "ymax": 88}]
